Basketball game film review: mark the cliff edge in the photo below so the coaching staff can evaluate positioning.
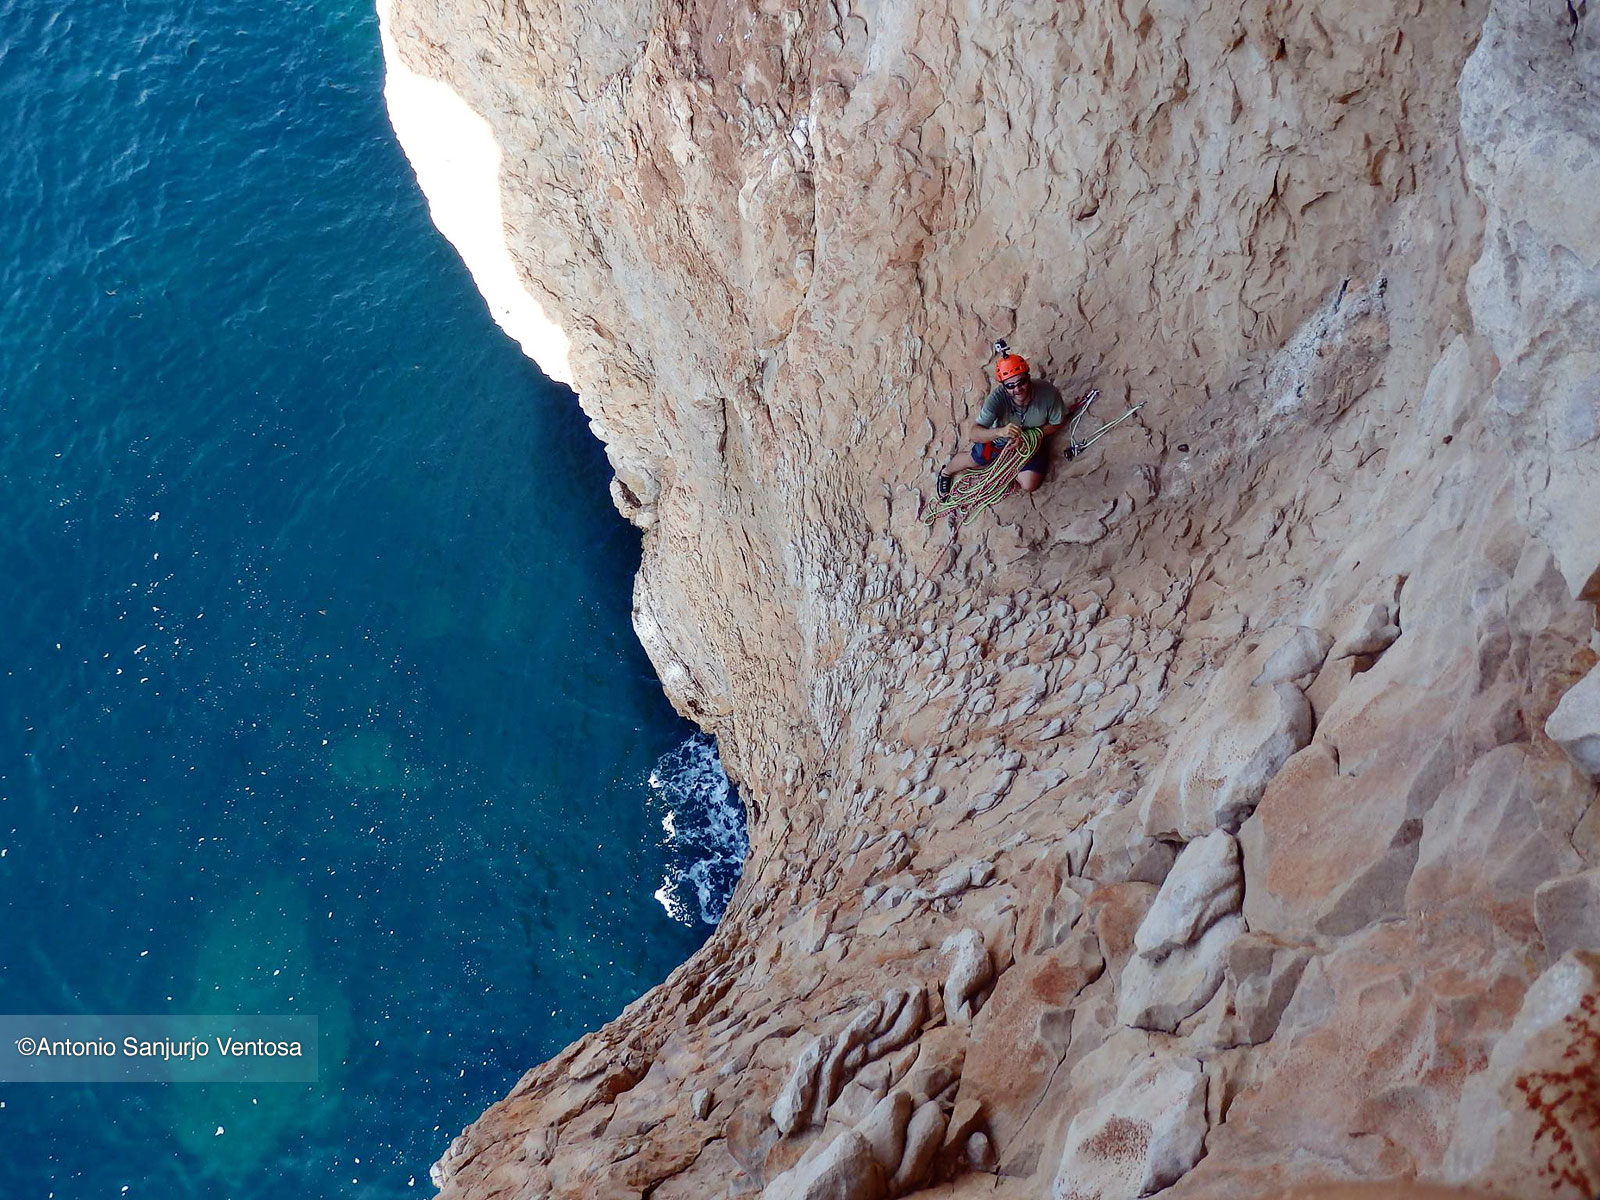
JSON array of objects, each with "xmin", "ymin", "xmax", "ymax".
[{"xmin": 378, "ymin": 0, "xmax": 1600, "ymax": 1195}]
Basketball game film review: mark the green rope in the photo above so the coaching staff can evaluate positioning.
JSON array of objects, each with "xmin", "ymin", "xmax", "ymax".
[{"xmin": 923, "ymin": 427, "xmax": 1043, "ymax": 528}]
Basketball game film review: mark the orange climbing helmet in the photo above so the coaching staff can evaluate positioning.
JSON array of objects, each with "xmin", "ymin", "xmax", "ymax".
[{"xmin": 995, "ymin": 353, "xmax": 1030, "ymax": 383}]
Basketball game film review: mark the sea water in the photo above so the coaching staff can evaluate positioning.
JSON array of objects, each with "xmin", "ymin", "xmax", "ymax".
[
  {"xmin": 0, "ymin": 0, "xmax": 743, "ymax": 1194},
  {"xmin": 650, "ymin": 735, "xmax": 750, "ymax": 927}
]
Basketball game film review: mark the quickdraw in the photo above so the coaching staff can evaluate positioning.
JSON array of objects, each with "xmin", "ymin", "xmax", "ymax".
[{"xmin": 1067, "ymin": 388, "xmax": 1144, "ymax": 457}]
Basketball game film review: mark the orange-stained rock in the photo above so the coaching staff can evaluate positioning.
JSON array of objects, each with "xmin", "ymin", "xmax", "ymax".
[
  {"xmin": 1406, "ymin": 743, "xmax": 1584, "ymax": 935},
  {"xmin": 958, "ymin": 928, "xmax": 1104, "ymax": 1151},
  {"xmin": 1084, "ymin": 883, "xmax": 1159, "ymax": 969},
  {"xmin": 1443, "ymin": 951, "xmax": 1600, "ymax": 1199}
]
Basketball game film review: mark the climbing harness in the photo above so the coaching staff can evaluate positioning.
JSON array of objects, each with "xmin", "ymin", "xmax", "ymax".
[
  {"xmin": 923, "ymin": 427, "xmax": 1043, "ymax": 529},
  {"xmin": 1066, "ymin": 388, "xmax": 1144, "ymax": 458}
]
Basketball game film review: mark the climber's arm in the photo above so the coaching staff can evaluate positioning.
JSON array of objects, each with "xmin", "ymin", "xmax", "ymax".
[{"xmin": 968, "ymin": 419, "xmax": 1022, "ymax": 443}]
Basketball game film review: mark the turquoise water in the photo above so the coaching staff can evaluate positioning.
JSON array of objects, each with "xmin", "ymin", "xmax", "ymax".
[{"xmin": 0, "ymin": 0, "xmax": 741, "ymax": 1195}]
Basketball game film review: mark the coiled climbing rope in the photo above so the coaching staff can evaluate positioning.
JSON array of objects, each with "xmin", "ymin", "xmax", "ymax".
[{"xmin": 922, "ymin": 427, "xmax": 1043, "ymax": 528}]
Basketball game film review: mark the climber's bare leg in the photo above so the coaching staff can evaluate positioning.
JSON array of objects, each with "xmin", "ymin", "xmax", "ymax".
[{"xmin": 941, "ymin": 449, "xmax": 980, "ymax": 478}]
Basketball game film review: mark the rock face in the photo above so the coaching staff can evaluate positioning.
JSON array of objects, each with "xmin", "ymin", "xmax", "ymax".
[
  {"xmin": 1548, "ymin": 665, "xmax": 1600, "ymax": 778},
  {"xmin": 1137, "ymin": 631, "xmax": 1318, "ymax": 839},
  {"xmin": 1052, "ymin": 1052, "xmax": 1208, "ymax": 1200},
  {"xmin": 377, "ymin": 0, "xmax": 1600, "ymax": 1195}
]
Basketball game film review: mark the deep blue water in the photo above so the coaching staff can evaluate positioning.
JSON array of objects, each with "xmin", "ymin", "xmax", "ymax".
[{"xmin": 0, "ymin": 0, "xmax": 741, "ymax": 1195}]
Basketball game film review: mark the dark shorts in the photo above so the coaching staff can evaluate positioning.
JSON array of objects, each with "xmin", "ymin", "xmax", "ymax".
[{"xmin": 973, "ymin": 437, "xmax": 1049, "ymax": 476}]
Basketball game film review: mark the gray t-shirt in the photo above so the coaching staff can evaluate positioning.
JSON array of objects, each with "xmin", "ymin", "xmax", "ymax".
[{"xmin": 977, "ymin": 380, "xmax": 1066, "ymax": 431}]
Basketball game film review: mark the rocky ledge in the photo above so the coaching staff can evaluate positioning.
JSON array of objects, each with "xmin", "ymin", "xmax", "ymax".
[{"xmin": 378, "ymin": 0, "xmax": 1600, "ymax": 1195}]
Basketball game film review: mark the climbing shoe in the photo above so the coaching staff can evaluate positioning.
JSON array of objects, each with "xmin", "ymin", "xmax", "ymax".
[{"xmin": 935, "ymin": 471, "xmax": 952, "ymax": 500}]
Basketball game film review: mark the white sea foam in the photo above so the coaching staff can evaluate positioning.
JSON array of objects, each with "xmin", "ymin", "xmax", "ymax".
[
  {"xmin": 374, "ymin": 0, "xmax": 574, "ymax": 384},
  {"xmin": 649, "ymin": 735, "xmax": 747, "ymax": 926}
]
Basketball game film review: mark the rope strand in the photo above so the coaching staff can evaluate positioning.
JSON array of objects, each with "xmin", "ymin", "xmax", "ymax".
[{"xmin": 923, "ymin": 428, "xmax": 1043, "ymax": 528}]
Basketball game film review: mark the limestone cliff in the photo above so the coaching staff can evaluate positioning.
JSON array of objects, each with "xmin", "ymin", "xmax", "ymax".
[{"xmin": 378, "ymin": 0, "xmax": 1600, "ymax": 1195}]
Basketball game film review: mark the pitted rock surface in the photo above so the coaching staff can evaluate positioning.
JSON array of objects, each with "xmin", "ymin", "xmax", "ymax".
[{"xmin": 379, "ymin": 0, "xmax": 1600, "ymax": 1195}]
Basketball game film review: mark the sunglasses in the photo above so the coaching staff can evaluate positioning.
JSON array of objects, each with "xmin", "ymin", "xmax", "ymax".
[{"xmin": 1003, "ymin": 377, "xmax": 1030, "ymax": 391}]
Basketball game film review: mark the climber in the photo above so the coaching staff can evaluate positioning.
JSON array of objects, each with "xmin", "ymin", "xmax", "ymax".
[{"xmin": 934, "ymin": 350, "xmax": 1069, "ymax": 500}]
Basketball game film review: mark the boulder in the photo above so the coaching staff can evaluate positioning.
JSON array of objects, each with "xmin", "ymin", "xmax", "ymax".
[
  {"xmin": 773, "ymin": 1036, "xmax": 831, "ymax": 1135},
  {"xmin": 1534, "ymin": 870, "xmax": 1600, "ymax": 961},
  {"xmin": 763, "ymin": 1130, "xmax": 886, "ymax": 1200},
  {"xmin": 1132, "ymin": 830, "xmax": 1243, "ymax": 960},
  {"xmin": 939, "ymin": 1097, "xmax": 987, "ymax": 1162},
  {"xmin": 855, "ymin": 1090, "xmax": 912, "ymax": 1174},
  {"xmin": 1221, "ymin": 933, "xmax": 1313, "ymax": 1046},
  {"xmin": 1117, "ymin": 914, "xmax": 1245, "ymax": 1032},
  {"xmin": 1254, "ymin": 625, "xmax": 1336, "ymax": 685},
  {"xmin": 1084, "ymin": 803, "xmax": 1178, "ymax": 885},
  {"xmin": 1332, "ymin": 601, "xmax": 1402, "ymax": 659},
  {"xmin": 1050, "ymin": 1053, "xmax": 1208, "ymax": 1200},
  {"xmin": 1546, "ymin": 664, "xmax": 1600, "ymax": 779},
  {"xmin": 865, "ymin": 987, "xmax": 927, "ymax": 1061},
  {"xmin": 1442, "ymin": 951, "xmax": 1600, "ymax": 1199},
  {"xmin": 1138, "ymin": 626, "xmax": 1316, "ymax": 839},
  {"xmin": 964, "ymin": 1131, "xmax": 997, "ymax": 1171},
  {"xmin": 890, "ymin": 1101, "xmax": 946, "ymax": 1193},
  {"xmin": 941, "ymin": 928, "xmax": 994, "ymax": 1024}
]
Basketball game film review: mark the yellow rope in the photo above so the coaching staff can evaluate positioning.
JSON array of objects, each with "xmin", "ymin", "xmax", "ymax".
[{"xmin": 923, "ymin": 428, "xmax": 1043, "ymax": 528}]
